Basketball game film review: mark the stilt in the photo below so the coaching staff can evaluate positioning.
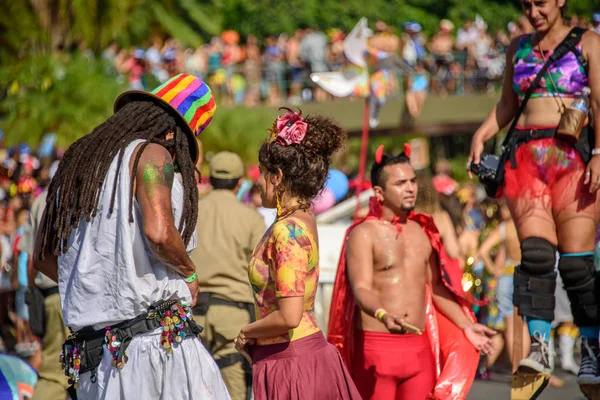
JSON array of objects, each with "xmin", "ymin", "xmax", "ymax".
[{"xmin": 511, "ymin": 307, "xmax": 549, "ymax": 400}]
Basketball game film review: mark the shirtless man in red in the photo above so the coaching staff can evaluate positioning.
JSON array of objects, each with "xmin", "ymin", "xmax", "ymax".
[{"xmin": 329, "ymin": 145, "xmax": 496, "ymax": 400}]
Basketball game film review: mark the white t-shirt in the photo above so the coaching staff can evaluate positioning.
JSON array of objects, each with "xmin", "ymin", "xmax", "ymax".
[{"xmin": 457, "ymin": 27, "xmax": 479, "ymax": 50}]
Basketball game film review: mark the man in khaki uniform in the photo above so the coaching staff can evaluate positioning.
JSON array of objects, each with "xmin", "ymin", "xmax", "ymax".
[
  {"xmin": 21, "ymin": 190, "xmax": 70, "ymax": 400},
  {"xmin": 192, "ymin": 151, "xmax": 265, "ymax": 400}
]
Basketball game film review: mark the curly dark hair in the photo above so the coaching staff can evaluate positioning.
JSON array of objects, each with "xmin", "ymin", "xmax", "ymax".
[
  {"xmin": 258, "ymin": 113, "xmax": 346, "ymax": 202},
  {"xmin": 39, "ymin": 101, "xmax": 198, "ymax": 258}
]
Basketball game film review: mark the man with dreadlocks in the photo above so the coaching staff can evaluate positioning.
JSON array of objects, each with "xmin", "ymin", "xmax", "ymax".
[
  {"xmin": 328, "ymin": 144, "xmax": 496, "ymax": 400},
  {"xmin": 33, "ymin": 73, "xmax": 230, "ymax": 400}
]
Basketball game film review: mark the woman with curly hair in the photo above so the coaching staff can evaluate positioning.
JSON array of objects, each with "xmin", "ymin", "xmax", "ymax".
[{"xmin": 234, "ymin": 109, "xmax": 361, "ymax": 400}]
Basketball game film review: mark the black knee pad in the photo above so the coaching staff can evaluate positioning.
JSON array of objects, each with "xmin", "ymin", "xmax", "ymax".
[
  {"xmin": 558, "ymin": 254, "xmax": 599, "ymax": 326},
  {"xmin": 513, "ymin": 237, "xmax": 557, "ymax": 321},
  {"xmin": 520, "ymin": 238, "xmax": 557, "ymax": 275}
]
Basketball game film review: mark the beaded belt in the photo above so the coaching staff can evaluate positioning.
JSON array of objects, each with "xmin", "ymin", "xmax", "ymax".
[{"xmin": 60, "ymin": 300, "xmax": 203, "ymax": 389}]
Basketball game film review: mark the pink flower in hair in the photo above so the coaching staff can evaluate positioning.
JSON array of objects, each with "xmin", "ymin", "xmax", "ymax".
[{"xmin": 274, "ymin": 108, "xmax": 308, "ymax": 146}]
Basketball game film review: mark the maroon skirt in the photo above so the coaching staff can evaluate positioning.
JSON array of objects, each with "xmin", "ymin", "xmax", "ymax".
[{"xmin": 250, "ymin": 332, "xmax": 361, "ymax": 400}]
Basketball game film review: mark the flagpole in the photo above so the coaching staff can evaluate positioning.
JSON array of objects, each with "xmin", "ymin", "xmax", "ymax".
[{"xmin": 354, "ymin": 97, "xmax": 370, "ymax": 219}]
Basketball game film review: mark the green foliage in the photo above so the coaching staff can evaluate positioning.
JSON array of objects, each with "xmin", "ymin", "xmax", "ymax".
[
  {"xmin": 0, "ymin": 2, "xmax": 42, "ymax": 60},
  {"xmin": 568, "ymin": 0, "xmax": 600, "ymax": 18},
  {"xmin": 150, "ymin": 2, "xmax": 204, "ymax": 48},
  {"xmin": 127, "ymin": 5, "xmax": 156, "ymax": 47},
  {"xmin": 449, "ymin": 154, "xmax": 471, "ymax": 183},
  {"xmin": 216, "ymin": 0, "xmax": 522, "ymax": 39},
  {"xmin": 179, "ymin": 0, "xmax": 223, "ymax": 37},
  {"xmin": 446, "ymin": 0, "xmax": 522, "ymax": 34},
  {"xmin": 200, "ymin": 106, "xmax": 274, "ymax": 164},
  {"xmin": 4, "ymin": 0, "xmax": 600, "ymax": 57},
  {"xmin": 72, "ymin": 0, "xmax": 98, "ymax": 48},
  {"xmin": 0, "ymin": 53, "xmax": 125, "ymax": 147}
]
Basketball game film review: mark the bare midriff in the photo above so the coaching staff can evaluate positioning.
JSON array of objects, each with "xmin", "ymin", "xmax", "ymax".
[{"xmin": 516, "ymin": 97, "xmax": 588, "ymax": 128}]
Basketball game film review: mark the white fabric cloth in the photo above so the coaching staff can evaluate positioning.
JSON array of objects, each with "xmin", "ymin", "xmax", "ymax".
[
  {"xmin": 76, "ymin": 328, "xmax": 230, "ymax": 400},
  {"xmin": 402, "ymin": 34, "xmax": 418, "ymax": 66},
  {"xmin": 58, "ymin": 139, "xmax": 196, "ymax": 331},
  {"xmin": 553, "ymin": 252, "xmax": 573, "ymax": 327},
  {"xmin": 457, "ymin": 27, "xmax": 479, "ymax": 50}
]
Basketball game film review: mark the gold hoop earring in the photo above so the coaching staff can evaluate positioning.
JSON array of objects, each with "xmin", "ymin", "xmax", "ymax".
[{"xmin": 276, "ymin": 188, "xmax": 282, "ymax": 217}]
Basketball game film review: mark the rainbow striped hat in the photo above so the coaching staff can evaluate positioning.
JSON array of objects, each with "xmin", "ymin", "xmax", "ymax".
[{"xmin": 114, "ymin": 73, "xmax": 216, "ymax": 163}]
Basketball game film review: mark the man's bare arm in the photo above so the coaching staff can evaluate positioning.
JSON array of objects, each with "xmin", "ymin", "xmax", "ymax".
[
  {"xmin": 134, "ymin": 143, "xmax": 195, "ymax": 279},
  {"xmin": 477, "ymin": 226, "xmax": 503, "ymax": 277},
  {"xmin": 33, "ymin": 208, "xmax": 58, "ymax": 282},
  {"xmin": 346, "ymin": 225, "xmax": 382, "ymax": 317},
  {"xmin": 428, "ymin": 251, "xmax": 473, "ymax": 329},
  {"xmin": 428, "ymin": 250, "xmax": 496, "ymax": 354}
]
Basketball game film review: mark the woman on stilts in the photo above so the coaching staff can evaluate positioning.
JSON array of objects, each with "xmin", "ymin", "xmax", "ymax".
[{"xmin": 468, "ymin": 0, "xmax": 600, "ymax": 396}]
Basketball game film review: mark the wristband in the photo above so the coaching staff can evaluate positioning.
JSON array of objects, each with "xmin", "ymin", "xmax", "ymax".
[
  {"xmin": 374, "ymin": 308, "xmax": 387, "ymax": 322},
  {"xmin": 592, "ymin": 148, "xmax": 600, "ymax": 156},
  {"xmin": 184, "ymin": 271, "xmax": 197, "ymax": 283}
]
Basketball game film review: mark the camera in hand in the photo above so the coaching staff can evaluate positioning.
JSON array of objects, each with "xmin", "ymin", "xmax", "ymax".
[{"xmin": 469, "ymin": 153, "xmax": 500, "ymax": 184}]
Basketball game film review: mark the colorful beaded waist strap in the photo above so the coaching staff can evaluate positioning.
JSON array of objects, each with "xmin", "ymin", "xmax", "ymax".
[{"xmin": 60, "ymin": 300, "xmax": 202, "ymax": 388}]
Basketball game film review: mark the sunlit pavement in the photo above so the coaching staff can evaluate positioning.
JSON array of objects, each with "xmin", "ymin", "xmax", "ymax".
[{"xmin": 468, "ymin": 368, "xmax": 585, "ymax": 400}]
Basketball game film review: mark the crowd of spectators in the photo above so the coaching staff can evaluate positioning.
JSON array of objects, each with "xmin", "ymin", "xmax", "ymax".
[
  {"xmin": 0, "ymin": 132, "xmax": 61, "ymax": 357},
  {"xmin": 97, "ymin": 13, "xmax": 595, "ymax": 107}
]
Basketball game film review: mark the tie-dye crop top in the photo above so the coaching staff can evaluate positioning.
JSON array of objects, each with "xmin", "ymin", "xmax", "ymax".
[
  {"xmin": 248, "ymin": 216, "xmax": 320, "ymax": 345},
  {"xmin": 512, "ymin": 34, "xmax": 587, "ymax": 100}
]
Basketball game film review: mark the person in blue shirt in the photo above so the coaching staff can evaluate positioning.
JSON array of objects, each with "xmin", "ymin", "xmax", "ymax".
[{"xmin": 0, "ymin": 353, "xmax": 38, "ymax": 400}]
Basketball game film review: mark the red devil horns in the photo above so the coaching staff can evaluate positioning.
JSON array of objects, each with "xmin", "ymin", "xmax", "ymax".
[
  {"xmin": 376, "ymin": 143, "xmax": 411, "ymax": 163},
  {"xmin": 403, "ymin": 143, "xmax": 412, "ymax": 158},
  {"xmin": 375, "ymin": 145, "xmax": 385, "ymax": 164}
]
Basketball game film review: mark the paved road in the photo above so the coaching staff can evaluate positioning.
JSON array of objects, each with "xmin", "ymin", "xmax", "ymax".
[{"xmin": 467, "ymin": 369, "xmax": 585, "ymax": 400}]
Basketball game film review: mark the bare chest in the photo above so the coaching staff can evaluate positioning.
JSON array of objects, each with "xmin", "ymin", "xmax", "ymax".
[{"xmin": 371, "ymin": 222, "xmax": 431, "ymax": 281}]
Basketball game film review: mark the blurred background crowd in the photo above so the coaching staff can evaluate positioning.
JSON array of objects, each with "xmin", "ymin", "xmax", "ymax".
[
  {"xmin": 96, "ymin": 14, "xmax": 598, "ymax": 105},
  {"xmin": 2, "ymin": 0, "xmax": 600, "ymax": 397}
]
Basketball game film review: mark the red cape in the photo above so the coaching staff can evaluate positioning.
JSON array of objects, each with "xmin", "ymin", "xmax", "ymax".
[{"xmin": 327, "ymin": 198, "xmax": 484, "ymax": 400}]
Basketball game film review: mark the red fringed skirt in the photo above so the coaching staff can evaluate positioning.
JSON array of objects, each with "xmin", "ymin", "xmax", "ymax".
[{"xmin": 501, "ymin": 127, "xmax": 598, "ymax": 213}]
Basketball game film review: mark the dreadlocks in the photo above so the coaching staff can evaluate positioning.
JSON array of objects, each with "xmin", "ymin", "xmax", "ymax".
[{"xmin": 39, "ymin": 101, "xmax": 199, "ymax": 258}]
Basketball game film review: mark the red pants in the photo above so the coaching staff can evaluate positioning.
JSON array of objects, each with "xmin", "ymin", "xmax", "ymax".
[{"xmin": 353, "ymin": 330, "xmax": 436, "ymax": 400}]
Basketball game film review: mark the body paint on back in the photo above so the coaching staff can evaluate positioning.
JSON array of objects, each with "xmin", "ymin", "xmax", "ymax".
[
  {"xmin": 142, "ymin": 160, "xmax": 175, "ymax": 226},
  {"xmin": 143, "ymin": 161, "xmax": 175, "ymax": 193}
]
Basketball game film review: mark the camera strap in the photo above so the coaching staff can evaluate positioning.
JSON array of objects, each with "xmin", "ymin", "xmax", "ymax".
[{"xmin": 499, "ymin": 27, "xmax": 587, "ymax": 173}]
